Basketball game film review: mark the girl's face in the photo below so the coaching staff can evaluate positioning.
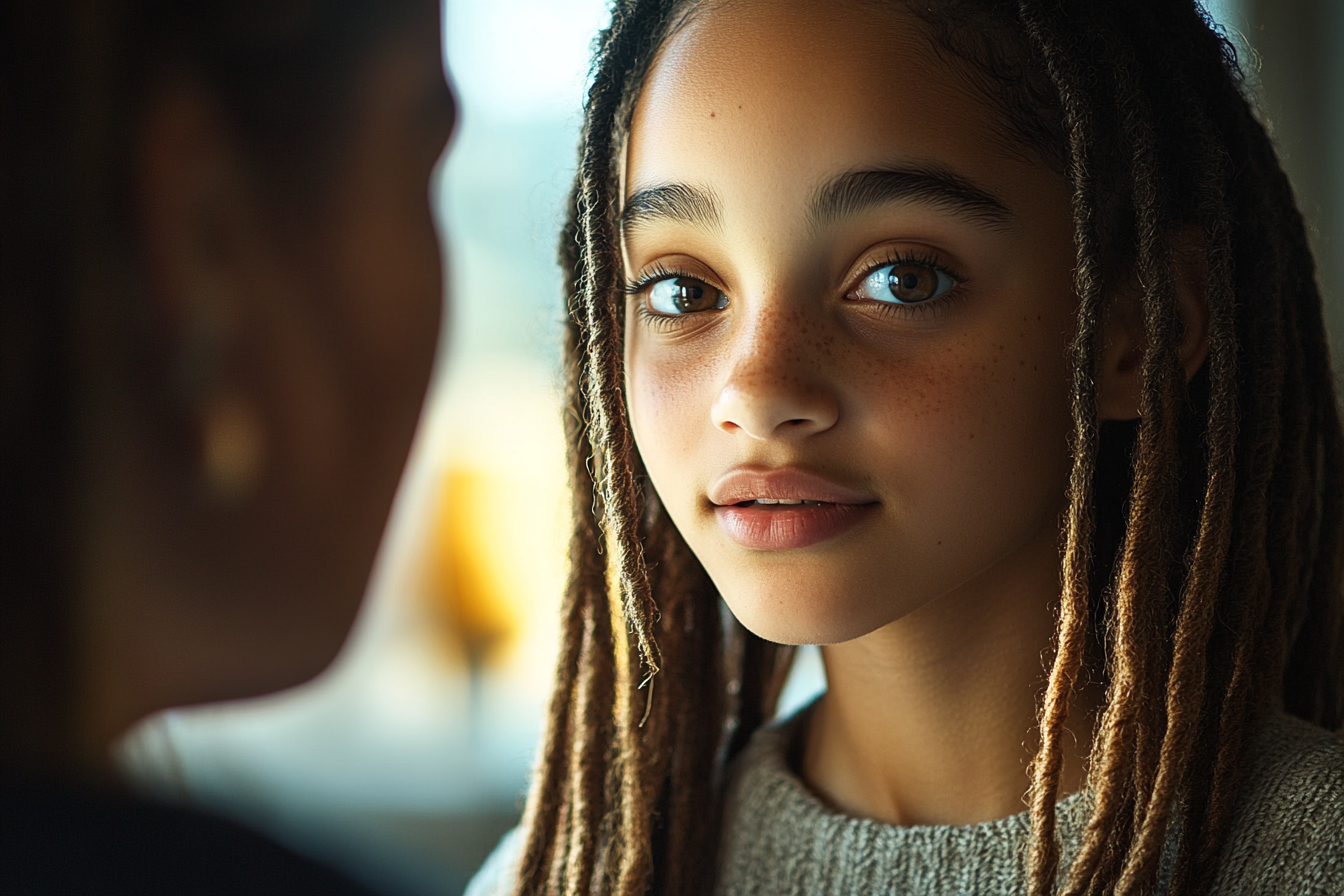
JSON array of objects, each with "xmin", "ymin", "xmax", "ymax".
[{"xmin": 623, "ymin": 0, "xmax": 1079, "ymax": 645}]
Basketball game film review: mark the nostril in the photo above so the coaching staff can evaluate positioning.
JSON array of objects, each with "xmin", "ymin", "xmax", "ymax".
[{"xmin": 711, "ymin": 378, "xmax": 840, "ymax": 440}]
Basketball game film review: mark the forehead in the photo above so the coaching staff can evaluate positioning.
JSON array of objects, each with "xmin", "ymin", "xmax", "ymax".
[{"xmin": 626, "ymin": 0, "xmax": 1052, "ymax": 211}]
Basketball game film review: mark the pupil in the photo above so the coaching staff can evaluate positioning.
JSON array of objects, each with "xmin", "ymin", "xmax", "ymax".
[
  {"xmin": 901, "ymin": 272, "xmax": 921, "ymax": 291},
  {"xmin": 676, "ymin": 279, "xmax": 704, "ymax": 301},
  {"xmin": 674, "ymin": 278, "xmax": 705, "ymax": 312}
]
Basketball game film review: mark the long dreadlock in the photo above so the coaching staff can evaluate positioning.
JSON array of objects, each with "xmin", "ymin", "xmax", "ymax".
[{"xmin": 514, "ymin": 1, "xmax": 1344, "ymax": 894}]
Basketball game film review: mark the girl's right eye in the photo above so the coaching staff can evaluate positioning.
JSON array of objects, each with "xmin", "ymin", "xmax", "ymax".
[{"xmin": 646, "ymin": 276, "xmax": 729, "ymax": 315}]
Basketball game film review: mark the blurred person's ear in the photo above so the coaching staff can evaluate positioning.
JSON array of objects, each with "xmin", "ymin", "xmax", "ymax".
[
  {"xmin": 1096, "ymin": 227, "xmax": 1211, "ymax": 422},
  {"xmin": 137, "ymin": 80, "xmax": 271, "ymax": 505}
]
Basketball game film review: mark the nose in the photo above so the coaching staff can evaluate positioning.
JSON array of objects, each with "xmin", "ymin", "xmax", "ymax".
[{"xmin": 710, "ymin": 310, "xmax": 840, "ymax": 441}]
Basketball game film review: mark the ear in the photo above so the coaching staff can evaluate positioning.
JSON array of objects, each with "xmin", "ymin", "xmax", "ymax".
[
  {"xmin": 136, "ymin": 80, "xmax": 269, "ymax": 500},
  {"xmin": 138, "ymin": 79, "xmax": 256, "ymax": 380},
  {"xmin": 1095, "ymin": 226, "xmax": 1211, "ymax": 422}
]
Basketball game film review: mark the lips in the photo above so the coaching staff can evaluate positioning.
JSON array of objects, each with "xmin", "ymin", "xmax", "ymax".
[{"xmin": 708, "ymin": 468, "xmax": 877, "ymax": 550}]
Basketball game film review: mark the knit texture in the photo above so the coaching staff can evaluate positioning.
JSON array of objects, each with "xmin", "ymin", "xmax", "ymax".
[
  {"xmin": 715, "ymin": 722, "xmax": 1095, "ymax": 895},
  {"xmin": 466, "ymin": 711, "xmax": 1343, "ymax": 895}
]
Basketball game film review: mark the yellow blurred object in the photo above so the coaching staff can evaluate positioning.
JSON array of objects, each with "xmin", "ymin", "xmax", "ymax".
[
  {"xmin": 432, "ymin": 468, "xmax": 522, "ymax": 665},
  {"xmin": 424, "ymin": 370, "xmax": 570, "ymax": 672}
]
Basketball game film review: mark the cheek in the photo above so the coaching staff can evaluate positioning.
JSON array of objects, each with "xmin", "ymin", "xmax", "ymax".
[
  {"xmin": 332, "ymin": 147, "xmax": 443, "ymax": 385},
  {"xmin": 273, "ymin": 149, "xmax": 442, "ymax": 518},
  {"xmin": 859, "ymin": 314, "xmax": 1075, "ymax": 540},
  {"xmin": 627, "ymin": 331, "xmax": 715, "ymax": 490}
]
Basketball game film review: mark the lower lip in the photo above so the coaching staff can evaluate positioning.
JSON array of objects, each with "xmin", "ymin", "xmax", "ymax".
[{"xmin": 713, "ymin": 503, "xmax": 876, "ymax": 550}]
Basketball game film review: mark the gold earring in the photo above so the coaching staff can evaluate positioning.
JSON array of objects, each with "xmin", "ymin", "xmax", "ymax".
[{"xmin": 201, "ymin": 390, "xmax": 265, "ymax": 505}]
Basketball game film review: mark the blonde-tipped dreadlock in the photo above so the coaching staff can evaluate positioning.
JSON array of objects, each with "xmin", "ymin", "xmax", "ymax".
[{"xmin": 514, "ymin": 1, "xmax": 1344, "ymax": 894}]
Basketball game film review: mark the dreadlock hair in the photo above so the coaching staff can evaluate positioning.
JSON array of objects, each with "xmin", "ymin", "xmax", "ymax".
[{"xmin": 514, "ymin": 0, "xmax": 1344, "ymax": 893}]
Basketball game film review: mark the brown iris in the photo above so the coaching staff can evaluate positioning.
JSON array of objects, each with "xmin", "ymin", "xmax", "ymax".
[{"xmin": 887, "ymin": 263, "xmax": 940, "ymax": 303}]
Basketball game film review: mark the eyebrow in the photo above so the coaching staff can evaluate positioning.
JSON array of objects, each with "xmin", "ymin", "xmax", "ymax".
[
  {"xmin": 809, "ymin": 166, "xmax": 1014, "ymax": 232},
  {"xmin": 621, "ymin": 182, "xmax": 722, "ymax": 238},
  {"xmin": 620, "ymin": 165, "xmax": 1012, "ymax": 240}
]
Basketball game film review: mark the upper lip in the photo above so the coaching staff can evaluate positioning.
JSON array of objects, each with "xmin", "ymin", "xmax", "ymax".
[{"xmin": 708, "ymin": 467, "xmax": 877, "ymax": 506}]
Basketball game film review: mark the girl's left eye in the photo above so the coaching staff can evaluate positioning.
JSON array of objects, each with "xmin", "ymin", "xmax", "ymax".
[{"xmin": 852, "ymin": 261, "xmax": 956, "ymax": 305}]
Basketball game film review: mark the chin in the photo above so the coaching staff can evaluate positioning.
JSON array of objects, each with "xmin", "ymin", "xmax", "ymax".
[{"xmin": 716, "ymin": 574, "xmax": 898, "ymax": 646}]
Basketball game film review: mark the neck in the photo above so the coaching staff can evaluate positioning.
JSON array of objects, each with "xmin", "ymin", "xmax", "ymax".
[
  {"xmin": 800, "ymin": 520, "xmax": 1099, "ymax": 827},
  {"xmin": 70, "ymin": 480, "xmax": 220, "ymax": 779},
  {"xmin": 68, "ymin": 426, "xmax": 341, "ymax": 779}
]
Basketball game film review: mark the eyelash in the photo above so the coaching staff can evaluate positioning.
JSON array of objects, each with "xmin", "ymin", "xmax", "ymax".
[
  {"xmin": 625, "ymin": 250, "xmax": 967, "ymax": 324},
  {"xmin": 623, "ymin": 262, "xmax": 688, "ymax": 298}
]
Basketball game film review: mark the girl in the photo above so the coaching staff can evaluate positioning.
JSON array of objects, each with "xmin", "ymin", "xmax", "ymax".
[{"xmin": 471, "ymin": 0, "xmax": 1343, "ymax": 893}]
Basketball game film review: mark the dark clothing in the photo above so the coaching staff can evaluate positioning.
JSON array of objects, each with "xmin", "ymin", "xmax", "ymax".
[{"xmin": 2, "ymin": 781, "xmax": 375, "ymax": 895}]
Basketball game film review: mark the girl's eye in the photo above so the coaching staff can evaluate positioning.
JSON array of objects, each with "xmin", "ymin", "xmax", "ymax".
[
  {"xmin": 855, "ymin": 262, "xmax": 955, "ymax": 305},
  {"xmin": 647, "ymin": 276, "xmax": 729, "ymax": 315}
]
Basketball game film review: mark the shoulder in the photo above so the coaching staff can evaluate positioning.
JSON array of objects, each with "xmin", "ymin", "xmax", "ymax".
[
  {"xmin": 465, "ymin": 725, "xmax": 795, "ymax": 896},
  {"xmin": 1, "ymin": 780, "xmax": 373, "ymax": 895},
  {"xmin": 716, "ymin": 714, "xmax": 856, "ymax": 895},
  {"xmin": 718, "ymin": 715, "xmax": 805, "ymax": 849},
  {"xmin": 1213, "ymin": 712, "xmax": 1344, "ymax": 894},
  {"xmin": 466, "ymin": 825, "xmax": 524, "ymax": 896},
  {"xmin": 1237, "ymin": 711, "xmax": 1344, "ymax": 833}
]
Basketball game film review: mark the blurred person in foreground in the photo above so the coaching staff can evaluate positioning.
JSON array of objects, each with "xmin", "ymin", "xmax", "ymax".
[{"xmin": 1, "ymin": 0, "xmax": 454, "ymax": 891}]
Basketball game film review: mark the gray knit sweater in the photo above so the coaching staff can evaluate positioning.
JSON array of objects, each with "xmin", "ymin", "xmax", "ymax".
[{"xmin": 467, "ymin": 712, "xmax": 1343, "ymax": 895}]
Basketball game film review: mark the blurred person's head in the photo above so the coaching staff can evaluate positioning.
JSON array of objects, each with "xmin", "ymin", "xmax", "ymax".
[{"xmin": 1, "ymin": 0, "xmax": 454, "ymax": 776}]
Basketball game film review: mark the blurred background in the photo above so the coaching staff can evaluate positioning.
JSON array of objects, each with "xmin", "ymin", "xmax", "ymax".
[{"xmin": 115, "ymin": 1, "xmax": 1342, "ymax": 894}]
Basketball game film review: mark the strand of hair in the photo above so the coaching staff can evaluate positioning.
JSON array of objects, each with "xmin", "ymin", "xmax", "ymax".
[{"xmin": 1015, "ymin": 3, "xmax": 1107, "ymax": 892}]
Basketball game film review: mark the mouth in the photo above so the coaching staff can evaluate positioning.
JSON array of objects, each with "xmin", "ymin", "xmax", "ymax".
[
  {"xmin": 708, "ymin": 468, "xmax": 877, "ymax": 550},
  {"xmin": 731, "ymin": 498, "xmax": 825, "ymax": 506}
]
